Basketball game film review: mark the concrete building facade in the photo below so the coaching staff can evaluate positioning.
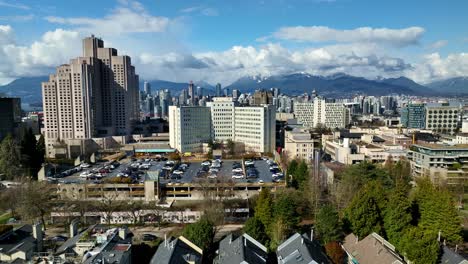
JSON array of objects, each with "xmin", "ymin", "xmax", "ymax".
[
  {"xmin": 42, "ymin": 36, "xmax": 139, "ymax": 158},
  {"xmin": 294, "ymin": 97, "xmax": 350, "ymax": 129}
]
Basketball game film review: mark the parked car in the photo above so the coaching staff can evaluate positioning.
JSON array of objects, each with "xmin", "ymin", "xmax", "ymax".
[
  {"xmin": 142, "ymin": 234, "xmax": 158, "ymax": 241},
  {"xmin": 79, "ymin": 171, "xmax": 93, "ymax": 178},
  {"xmin": 80, "ymin": 163, "xmax": 91, "ymax": 168},
  {"xmin": 173, "ymin": 170, "xmax": 184, "ymax": 175},
  {"xmin": 232, "ymin": 168, "xmax": 243, "ymax": 173},
  {"xmin": 244, "ymin": 160, "xmax": 254, "ymax": 166},
  {"xmin": 201, "ymin": 160, "xmax": 211, "ymax": 166},
  {"xmin": 232, "ymin": 174, "xmax": 244, "ymax": 179}
]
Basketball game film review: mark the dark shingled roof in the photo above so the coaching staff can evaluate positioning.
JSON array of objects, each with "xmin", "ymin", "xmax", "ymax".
[
  {"xmin": 0, "ymin": 225, "xmax": 37, "ymax": 257},
  {"xmin": 277, "ymin": 233, "xmax": 330, "ymax": 264},
  {"xmin": 440, "ymin": 246, "xmax": 468, "ymax": 264},
  {"xmin": 216, "ymin": 233, "xmax": 268, "ymax": 264},
  {"xmin": 151, "ymin": 236, "xmax": 203, "ymax": 264}
]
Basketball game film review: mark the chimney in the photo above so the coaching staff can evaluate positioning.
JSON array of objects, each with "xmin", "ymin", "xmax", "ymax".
[
  {"xmin": 355, "ymin": 235, "xmax": 358, "ymax": 244},
  {"xmin": 310, "ymin": 229, "xmax": 314, "ymax": 241},
  {"xmin": 455, "ymin": 244, "xmax": 458, "ymax": 253},
  {"xmin": 118, "ymin": 227, "xmax": 127, "ymax": 240},
  {"xmin": 33, "ymin": 222, "xmax": 43, "ymax": 252},
  {"xmin": 164, "ymin": 234, "xmax": 167, "ymax": 247},
  {"xmin": 70, "ymin": 219, "xmax": 79, "ymax": 238},
  {"xmin": 301, "ymin": 238, "xmax": 304, "ymax": 245}
]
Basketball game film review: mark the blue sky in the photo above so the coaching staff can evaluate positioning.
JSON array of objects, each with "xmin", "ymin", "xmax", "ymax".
[{"xmin": 0, "ymin": 0, "xmax": 467, "ymax": 85}]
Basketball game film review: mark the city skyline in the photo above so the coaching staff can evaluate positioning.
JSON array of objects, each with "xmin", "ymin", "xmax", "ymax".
[{"xmin": 0, "ymin": 0, "xmax": 467, "ymax": 86}]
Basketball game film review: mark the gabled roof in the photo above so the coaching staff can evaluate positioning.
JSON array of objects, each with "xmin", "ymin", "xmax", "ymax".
[
  {"xmin": 0, "ymin": 225, "xmax": 37, "ymax": 256},
  {"xmin": 277, "ymin": 233, "xmax": 330, "ymax": 264},
  {"xmin": 151, "ymin": 236, "xmax": 203, "ymax": 264},
  {"xmin": 217, "ymin": 233, "xmax": 268, "ymax": 264},
  {"xmin": 342, "ymin": 233, "xmax": 405, "ymax": 264},
  {"xmin": 440, "ymin": 246, "xmax": 468, "ymax": 264}
]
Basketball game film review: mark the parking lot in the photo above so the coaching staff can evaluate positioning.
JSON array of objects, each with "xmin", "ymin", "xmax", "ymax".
[
  {"xmin": 48, "ymin": 155, "xmax": 284, "ymax": 185},
  {"xmin": 161, "ymin": 159, "xmax": 283, "ymax": 184}
]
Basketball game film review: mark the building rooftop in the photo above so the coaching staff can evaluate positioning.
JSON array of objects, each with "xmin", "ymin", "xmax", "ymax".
[
  {"xmin": 217, "ymin": 233, "xmax": 268, "ymax": 264},
  {"xmin": 342, "ymin": 233, "xmax": 404, "ymax": 264},
  {"xmin": 414, "ymin": 143, "xmax": 468, "ymax": 150},
  {"xmin": 277, "ymin": 233, "xmax": 330, "ymax": 264},
  {"xmin": 151, "ymin": 236, "xmax": 203, "ymax": 264},
  {"xmin": 0, "ymin": 225, "xmax": 37, "ymax": 257},
  {"xmin": 440, "ymin": 245, "xmax": 468, "ymax": 264}
]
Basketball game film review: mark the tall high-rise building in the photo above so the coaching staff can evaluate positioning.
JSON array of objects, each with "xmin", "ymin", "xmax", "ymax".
[
  {"xmin": 159, "ymin": 89, "xmax": 171, "ymax": 118},
  {"xmin": 144, "ymin": 81, "xmax": 151, "ymax": 96},
  {"xmin": 252, "ymin": 90, "xmax": 273, "ymax": 105},
  {"xmin": 196, "ymin": 86, "xmax": 203, "ymax": 98},
  {"xmin": 188, "ymin": 81, "xmax": 195, "ymax": 105},
  {"xmin": 42, "ymin": 35, "xmax": 139, "ymax": 157},
  {"xmin": 215, "ymin": 83, "xmax": 222, "ymax": 97},
  {"xmin": 294, "ymin": 96, "xmax": 350, "ymax": 128},
  {"xmin": 400, "ymin": 103, "xmax": 426, "ymax": 129},
  {"xmin": 232, "ymin": 89, "xmax": 240, "ymax": 100},
  {"xmin": 425, "ymin": 104, "xmax": 460, "ymax": 135}
]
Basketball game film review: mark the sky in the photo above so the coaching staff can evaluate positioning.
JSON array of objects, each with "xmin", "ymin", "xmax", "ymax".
[{"xmin": 0, "ymin": 0, "xmax": 467, "ymax": 85}]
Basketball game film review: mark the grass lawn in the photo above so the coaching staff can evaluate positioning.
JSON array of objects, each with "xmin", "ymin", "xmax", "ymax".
[{"xmin": 0, "ymin": 212, "xmax": 12, "ymax": 224}]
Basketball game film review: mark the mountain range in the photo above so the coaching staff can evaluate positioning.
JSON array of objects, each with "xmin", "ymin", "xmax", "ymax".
[{"xmin": 1, "ymin": 73, "xmax": 467, "ymax": 106}]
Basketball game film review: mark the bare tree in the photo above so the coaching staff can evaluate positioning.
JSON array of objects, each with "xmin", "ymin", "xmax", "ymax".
[{"xmin": 16, "ymin": 180, "xmax": 54, "ymax": 229}]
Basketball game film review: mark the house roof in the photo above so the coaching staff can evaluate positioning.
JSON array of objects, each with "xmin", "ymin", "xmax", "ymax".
[
  {"xmin": 0, "ymin": 225, "xmax": 37, "ymax": 256},
  {"xmin": 217, "ymin": 233, "xmax": 268, "ymax": 264},
  {"xmin": 440, "ymin": 246, "xmax": 468, "ymax": 264},
  {"xmin": 150, "ymin": 236, "xmax": 203, "ymax": 264},
  {"xmin": 342, "ymin": 233, "xmax": 405, "ymax": 264},
  {"xmin": 277, "ymin": 233, "xmax": 330, "ymax": 264}
]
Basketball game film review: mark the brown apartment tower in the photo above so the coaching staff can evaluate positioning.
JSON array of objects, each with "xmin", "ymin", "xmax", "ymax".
[{"xmin": 42, "ymin": 35, "xmax": 139, "ymax": 157}]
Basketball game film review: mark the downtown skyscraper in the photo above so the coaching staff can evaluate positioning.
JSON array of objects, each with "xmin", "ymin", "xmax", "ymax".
[{"xmin": 42, "ymin": 35, "xmax": 139, "ymax": 157}]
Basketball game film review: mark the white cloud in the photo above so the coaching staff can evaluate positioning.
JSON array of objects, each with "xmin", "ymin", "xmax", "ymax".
[
  {"xmin": 180, "ymin": 6, "xmax": 219, "ymax": 16},
  {"xmin": 428, "ymin": 40, "xmax": 448, "ymax": 49},
  {"xmin": 0, "ymin": 15, "xmax": 34, "ymax": 22},
  {"xmin": 45, "ymin": 1, "xmax": 170, "ymax": 36},
  {"xmin": 0, "ymin": 25, "xmax": 80, "ymax": 79},
  {"xmin": 270, "ymin": 26, "xmax": 425, "ymax": 47},
  {"xmin": 0, "ymin": 0, "xmax": 29, "ymax": 10},
  {"xmin": 407, "ymin": 52, "xmax": 468, "ymax": 83}
]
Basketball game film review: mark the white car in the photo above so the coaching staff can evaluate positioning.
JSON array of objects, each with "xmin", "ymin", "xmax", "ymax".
[
  {"xmin": 211, "ymin": 162, "xmax": 221, "ymax": 168},
  {"xmin": 94, "ymin": 173, "xmax": 103, "ymax": 178},
  {"xmin": 201, "ymin": 161, "xmax": 211, "ymax": 166},
  {"xmin": 173, "ymin": 170, "xmax": 184, "ymax": 175},
  {"xmin": 272, "ymin": 172, "xmax": 284, "ymax": 178},
  {"xmin": 80, "ymin": 163, "xmax": 91, "ymax": 168},
  {"xmin": 80, "ymin": 171, "xmax": 93, "ymax": 178},
  {"xmin": 166, "ymin": 161, "xmax": 175, "ymax": 165},
  {"xmin": 244, "ymin": 160, "xmax": 254, "ymax": 166},
  {"xmin": 232, "ymin": 174, "xmax": 244, "ymax": 179},
  {"xmin": 232, "ymin": 168, "xmax": 243, "ymax": 173},
  {"xmin": 207, "ymin": 174, "xmax": 218, "ymax": 179},
  {"xmin": 117, "ymin": 172, "xmax": 129, "ymax": 177},
  {"xmin": 209, "ymin": 168, "xmax": 219, "ymax": 173}
]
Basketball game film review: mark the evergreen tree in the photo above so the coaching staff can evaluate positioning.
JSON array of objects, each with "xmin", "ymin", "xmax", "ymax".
[
  {"xmin": 254, "ymin": 188, "xmax": 273, "ymax": 229},
  {"xmin": 287, "ymin": 159, "xmax": 298, "ymax": 186},
  {"xmin": 400, "ymin": 226, "xmax": 440, "ymax": 264},
  {"xmin": 414, "ymin": 179, "xmax": 462, "ymax": 244},
  {"xmin": 383, "ymin": 185, "xmax": 412, "ymax": 249},
  {"xmin": 273, "ymin": 190, "xmax": 301, "ymax": 232},
  {"xmin": 182, "ymin": 217, "xmax": 215, "ymax": 251},
  {"xmin": 36, "ymin": 134, "xmax": 46, "ymax": 170},
  {"xmin": 344, "ymin": 181, "xmax": 385, "ymax": 238},
  {"xmin": 0, "ymin": 134, "xmax": 22, "ymax": 180},
  {"xmin": 244, "ymin": 217, "xmax": 269, "ymax": 245},
  {"xmin": 316, "ymin": 204, "xmax": 343, "ymax": 244},
  {"xmin": 292, "ymin": 160, "xmax": 309, "ymax": 189},
  {"xmin": 20, "ymin": 128, "xmax": 39, "ymax": 177}
]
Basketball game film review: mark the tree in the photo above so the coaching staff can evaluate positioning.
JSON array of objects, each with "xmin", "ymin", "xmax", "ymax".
[
  {"xmin": 292, "ymin": 160, "xmax": 309, "ymax": 190},
  {"xmin": 287, "ymin": 159, "xmax": 298, "ymax": 177},
  {"xmin": 226, "ymin": 139, "xmax": 235, "ymax": 156},
  {"xmin": 16, "ymin": 181, "xmax": 53, "ymax": 229},
  {"xmin": 383, "ymin": 185, "xmax": 412, "ymax": 249},
  {"xmin": 182, "ymin": 217, "xmax": 215, "ymax": 251},
  {"xmin": 20, "ymin": 128, "xmax": 38, "ymax": 177},
  {"xmin": 344, "ymin": 181, "xmax": 385, "ymax": 238},
  {"xmin": 254, "ymin": 188, "xmax": 273, "ymax": 229},
  {"xmin": 36, "ymin": 134, "xmax": 46, "ymax": 167},
  {"xmin": 399, "ymin": 227, "xmax": 440, "ymax": 264},
  {"xmin": 315, "ymin": 205, "xmax": 343, "ymax": 244},
  {"xmin": 332, "ymin": 161, "xmax": 391, "ymax": 211},
  {"xmin": 244, "ymin": 217, "xmax": 269, "ymax": 245},
  {"xmin": 413, "ymin": 178, "xmax": 462, "ymax": 244},
  {"xmin": 268, "ymin": 218, "xmax": 288, "ymax": 251},
  {"xmin": 324, "ymin": 241, "xmax": 346, "ymax": 264},
  {"xmin": 0, "ymin": 135, "xmax": 22, "ymax": 180},
  {"xmin": 273, "ymin": 190, "xmax": 301, "ymax": 232},
  {"xmin": 0, "ymin": 187, "xmax": 19, "ymax": 218}
]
